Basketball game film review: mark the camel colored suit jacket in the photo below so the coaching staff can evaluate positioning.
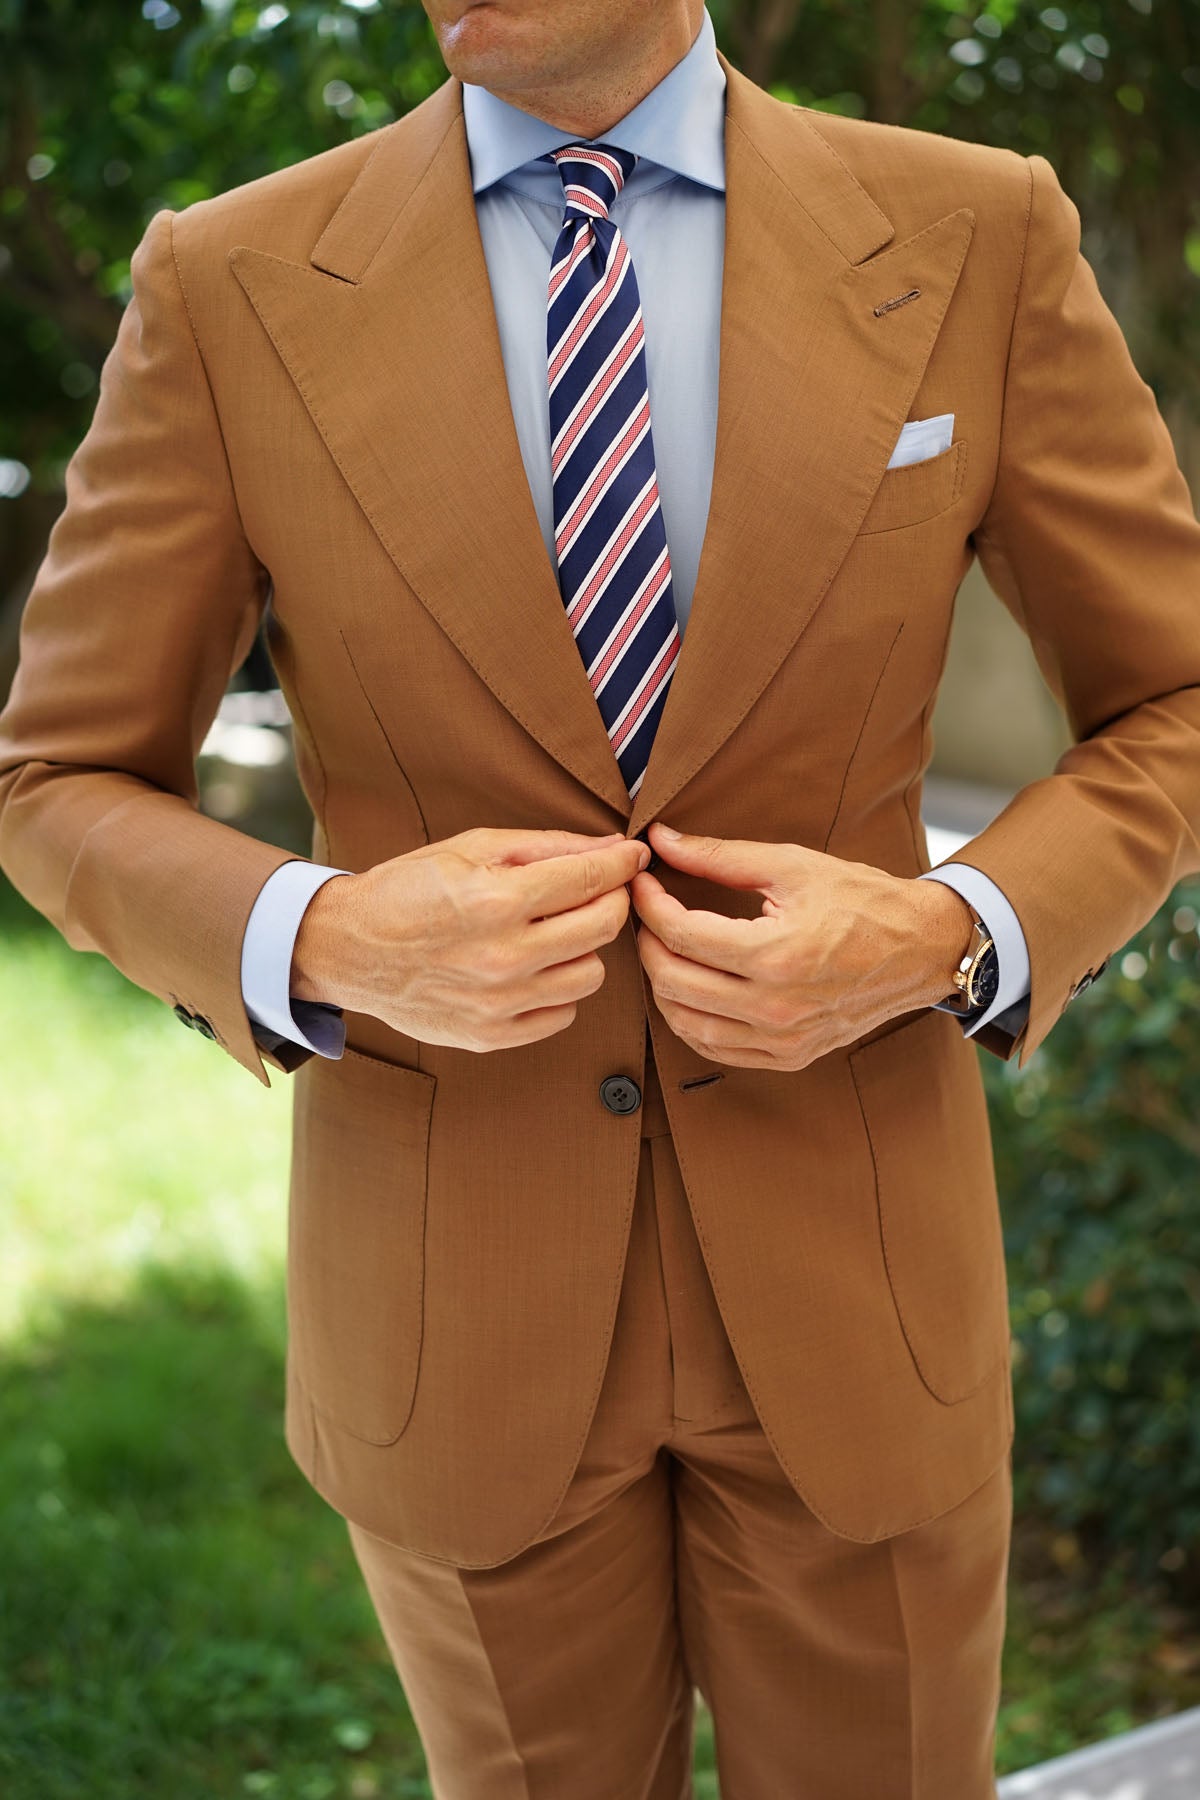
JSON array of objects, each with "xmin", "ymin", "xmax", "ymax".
[{"xmin": 2, "ymin": 54, "xmax": 1199, "ymax": 1568}]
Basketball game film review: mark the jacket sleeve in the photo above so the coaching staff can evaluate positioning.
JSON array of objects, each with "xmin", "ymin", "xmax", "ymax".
[
  {"xmin": 950, "ymin": 151, "xmax": 1200, "ymax": 1066},
  {"xmin": 0, "ymin": 207, "xmax": 308, "ymax": 1086}
]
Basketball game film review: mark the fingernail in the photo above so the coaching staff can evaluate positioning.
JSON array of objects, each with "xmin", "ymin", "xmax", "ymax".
[
  {"xmin": 637, "ymin": 846, "xmax": 652, "ymax": 870},
  {"xmin": 656, "ymin": 822, "xmax": 680, "ymax": 840}
]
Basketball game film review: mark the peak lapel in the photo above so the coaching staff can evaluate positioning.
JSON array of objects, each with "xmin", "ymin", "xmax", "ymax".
[
  {"xmin": 229, "ymin": 78, "xmax": 632, "ymax": 820},
  {"xmin": 626, "ymin": 56, "xmax": 975, "ymax": 837}
]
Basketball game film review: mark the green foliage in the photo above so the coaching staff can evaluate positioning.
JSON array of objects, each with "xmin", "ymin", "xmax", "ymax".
[
  {"xmin": 0, "ymin": 1, "xmax": 443, "ymax": 486},
  {"xmin": 998, "ymin": 1533, "xmax": 1200, "ymax": 1769},
  {"xmin": 985, "ymin": 878, "xmax": 1200, "ymax": 1587}
]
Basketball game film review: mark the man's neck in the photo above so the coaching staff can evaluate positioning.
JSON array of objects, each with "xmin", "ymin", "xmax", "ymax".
[{"xmin": 481, "ymin": 15, "xmax": 702, "ymax": 140}]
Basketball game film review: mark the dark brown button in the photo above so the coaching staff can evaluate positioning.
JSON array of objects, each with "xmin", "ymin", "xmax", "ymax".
[
  {"xmin": 599, "ymin": 1075, "xmax": 642, "ymax": 1115},
  {"xmin": 192, "ymin": 1015, "xmax": 217, "ymax": 1041},
  {"xmin": 633, "ymin": 829, "xmax": 661, "ymax": 873}
]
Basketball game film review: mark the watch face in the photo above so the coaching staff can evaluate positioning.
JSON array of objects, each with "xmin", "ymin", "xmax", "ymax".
[{"xmin": 970, "ymin": 948, "xmax": 1000, "ymax": 1011}]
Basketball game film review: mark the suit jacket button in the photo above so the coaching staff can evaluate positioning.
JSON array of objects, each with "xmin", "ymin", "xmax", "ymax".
[
  {"xmin": 633, "ymin": 830, "xmax": 661, "ymax": 873},
  {"xmin": 173, "ymin": 1003, "xmax": 196, "ymax": 1029},
  {"xmin": 599, "ymin": 1075, "xmax": 642, "ymax": 1115},
  {"xmin": 192, "ymin": 1015, "xmax": 217, "ymax": 1041}
]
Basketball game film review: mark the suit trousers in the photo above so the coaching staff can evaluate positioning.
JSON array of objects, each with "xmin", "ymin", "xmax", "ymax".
[{"xmin": 347, "ymin": 1027, "xmax": 1012, "ymax": 1799}]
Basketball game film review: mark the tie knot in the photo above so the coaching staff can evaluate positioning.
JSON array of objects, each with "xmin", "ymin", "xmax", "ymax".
[{"xmin": 545, "ymin": 142, "xmax": 638, "ymax": 222}]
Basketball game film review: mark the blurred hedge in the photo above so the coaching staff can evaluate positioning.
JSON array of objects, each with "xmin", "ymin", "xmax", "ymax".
[{"xmin": 987, "ymin": 878, "xmax": 1200, "ymax": 1588}]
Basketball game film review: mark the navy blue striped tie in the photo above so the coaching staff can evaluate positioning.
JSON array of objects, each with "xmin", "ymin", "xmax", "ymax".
[{"xmin": 543, "ymin": 142, "xmax": 681, "ymax": 801}]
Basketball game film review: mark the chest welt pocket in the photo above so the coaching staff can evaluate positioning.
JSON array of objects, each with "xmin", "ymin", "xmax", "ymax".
[
  {"xmin": 848, "ymin": 1005, "xmax": 1009, "ymax": 1404},
  {"xmin": 857, "ymin": 438, "xmax": 967, "ymax": 536},
  {"xmin": 288, "ymin": 1047, "xmax": 436, "ymax": 1445}
]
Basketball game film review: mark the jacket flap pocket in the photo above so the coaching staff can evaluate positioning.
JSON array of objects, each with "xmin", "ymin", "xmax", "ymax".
[
  {"xmin": 849, "ymin": 1006, "xmax": 1009, "ymax": 1404},
  {"xmin": 289, "ymin": 1046, "xmax": 436, "ymax": 1444}
]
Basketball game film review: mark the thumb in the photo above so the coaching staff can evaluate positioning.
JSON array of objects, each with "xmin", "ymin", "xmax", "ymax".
[{"xmin": 647, "ymin": 822, "xmax": 791, "ymax": 897}]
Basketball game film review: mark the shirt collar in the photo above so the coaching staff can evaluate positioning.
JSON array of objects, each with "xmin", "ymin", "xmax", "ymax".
[{"xmin": 461, "ymin": 4, "xmax": 726, "ymax": 198}]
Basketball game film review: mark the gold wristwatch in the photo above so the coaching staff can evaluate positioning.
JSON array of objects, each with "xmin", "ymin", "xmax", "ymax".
[{"xmin": 938, "ymin": 908, "xmax": 1000, "ymax": 1017}]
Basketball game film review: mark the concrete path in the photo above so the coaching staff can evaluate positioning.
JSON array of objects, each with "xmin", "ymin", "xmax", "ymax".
[{"xmin": 998, "ymin": 1708, "xmax": 1200, "ymax": 1799}]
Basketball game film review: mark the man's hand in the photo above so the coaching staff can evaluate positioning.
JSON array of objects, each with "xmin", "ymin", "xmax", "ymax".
[
  {"xmin": 292, "ymin": 827, "xmax": 650, "ymax": 1052},
  {"xmin": 630, "ymin": 821, "xmax": 975, "ymax": 1070}
]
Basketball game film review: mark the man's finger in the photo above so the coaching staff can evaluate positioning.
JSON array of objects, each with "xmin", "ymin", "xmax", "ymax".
[
  {"xmin": 480, "ymin": 828, "xmax": 627, "ymax": 868},
  {"xmin": 630, "ymin": 870, "xmax": 763, "ymax": 973},
  {"xmin": 647, "ymin": 821, "xmax": 791, "ymax": 896},
  {"xmin": 653, "ymin": 994, "xmax": 778, "ymax": 1061},
  {"xmin": 515, "ymin": 839, "xmax": 650, "ymax": 920},
  {"xmin": 638, "ymin": 923, "xmax": 764, "ymax": 1025},
  {"xmin": 521, "ymin": 887, "xmax": 631, "ymax": 971}
]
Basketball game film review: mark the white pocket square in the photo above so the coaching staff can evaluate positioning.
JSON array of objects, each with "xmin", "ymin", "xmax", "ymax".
[{"xmin": 887, "ymin": 412, "xmax": 955, "ymax": 470}]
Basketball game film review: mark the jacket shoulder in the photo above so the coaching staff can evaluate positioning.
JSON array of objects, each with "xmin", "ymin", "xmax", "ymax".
[
  {"xmin": 171, "ymin": 130, "xmax": 380, "ymax": 268},
  {"xmin": 795, "ymin": 107, "xmax": 1033, "ymax": 239},
  {"xmin": 168, "ymin": 78, "xmax": 455, "ymax": 269}
]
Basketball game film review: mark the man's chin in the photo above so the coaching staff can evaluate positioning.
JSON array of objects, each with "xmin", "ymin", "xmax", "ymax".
[
  {"xmin": 436, "ymin": 8, "xmax": 546, "ymax": 88},
  {"xmin": 437, "ymin": 9, "xmax": 582, "ymax": 94}
]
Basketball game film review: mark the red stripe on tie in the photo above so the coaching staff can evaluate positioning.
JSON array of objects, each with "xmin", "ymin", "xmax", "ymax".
[
  {"xmin": 548, "ymin": 226, "xmax": 594, "ymax": 303},
  {"xmin": 554, "ymin": 147, "xmax": 626, "ymax": 199},
  {"xmin": 610, "ymin": 632, "xmax": 680, "ymax": 752},
  {"xmin": 589, "ymin": 554, "xmax": 671, "ymax": 690},
  {"xmin": 552, "ymin": 316, "xmax": 644, "ymax": 477},
  {"xmin": 564, "ymin": 183, "xmax": 607, "ymax": 218},
  {"xmin": 555, "ymin": 396, "xmax": 650, "ymax": 555},
  {"xmin": 548, "ymin": 236, "xmax": 630, "ymax": 386},
  {"xmin": 565, "ymin": 483, "xmax": 659, "ymax": 629}
]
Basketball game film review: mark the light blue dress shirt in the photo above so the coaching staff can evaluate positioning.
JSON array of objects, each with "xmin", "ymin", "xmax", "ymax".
[{"xmin": 240, "ymin": 4, "xmax": 1030, "ymax": 1060}]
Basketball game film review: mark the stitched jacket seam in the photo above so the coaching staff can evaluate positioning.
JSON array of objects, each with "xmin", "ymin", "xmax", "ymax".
[
  {"xmin": 172, "ymin": 211, "xmax": 332, "ymax": 844},
  {"xmin": 321, "ymin": 105, "xmax": 460, "ymax": 282},
  {"xmin": 973, "ymin": 154, "xmax": 1036, "ymax": 536},
  {"xmin": 167, "ymin": 208, "xmax": 263, "ymax": 564}
]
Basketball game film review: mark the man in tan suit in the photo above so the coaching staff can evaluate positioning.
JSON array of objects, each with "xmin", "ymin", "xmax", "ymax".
[{"xmin": 3, "ymin": 0, "xmax": 1199, "ymax": 1792}]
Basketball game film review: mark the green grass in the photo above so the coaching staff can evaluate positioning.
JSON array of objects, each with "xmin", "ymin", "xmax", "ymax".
[
  {"xmin": 1000, "ymin": 1534, "xmax": 1200, "ymax": 1771},
  {"xmin": 1, "ymin": 873, "xmax": 1197, "ymax": 1796},
  {"xmin": 0, "ymin": 879, "xmax": 428, "ymax": 1799},
  {"xmin": 0, "ymin": 1266, "xmax": 432, "ymax": 1800},
  {"xmin": 1, "ymin": 890, "xmax": 290, "ymax": 1345}
]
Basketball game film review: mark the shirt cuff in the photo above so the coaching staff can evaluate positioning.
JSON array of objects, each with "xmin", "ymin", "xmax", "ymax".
[
  {"xmin": 240, "ymin": 859, "xmax": 351, "ymax": 1060},
  {"xmin": 918, "ymin": 862, "xmax": 1031, "ymax": 1040}
]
